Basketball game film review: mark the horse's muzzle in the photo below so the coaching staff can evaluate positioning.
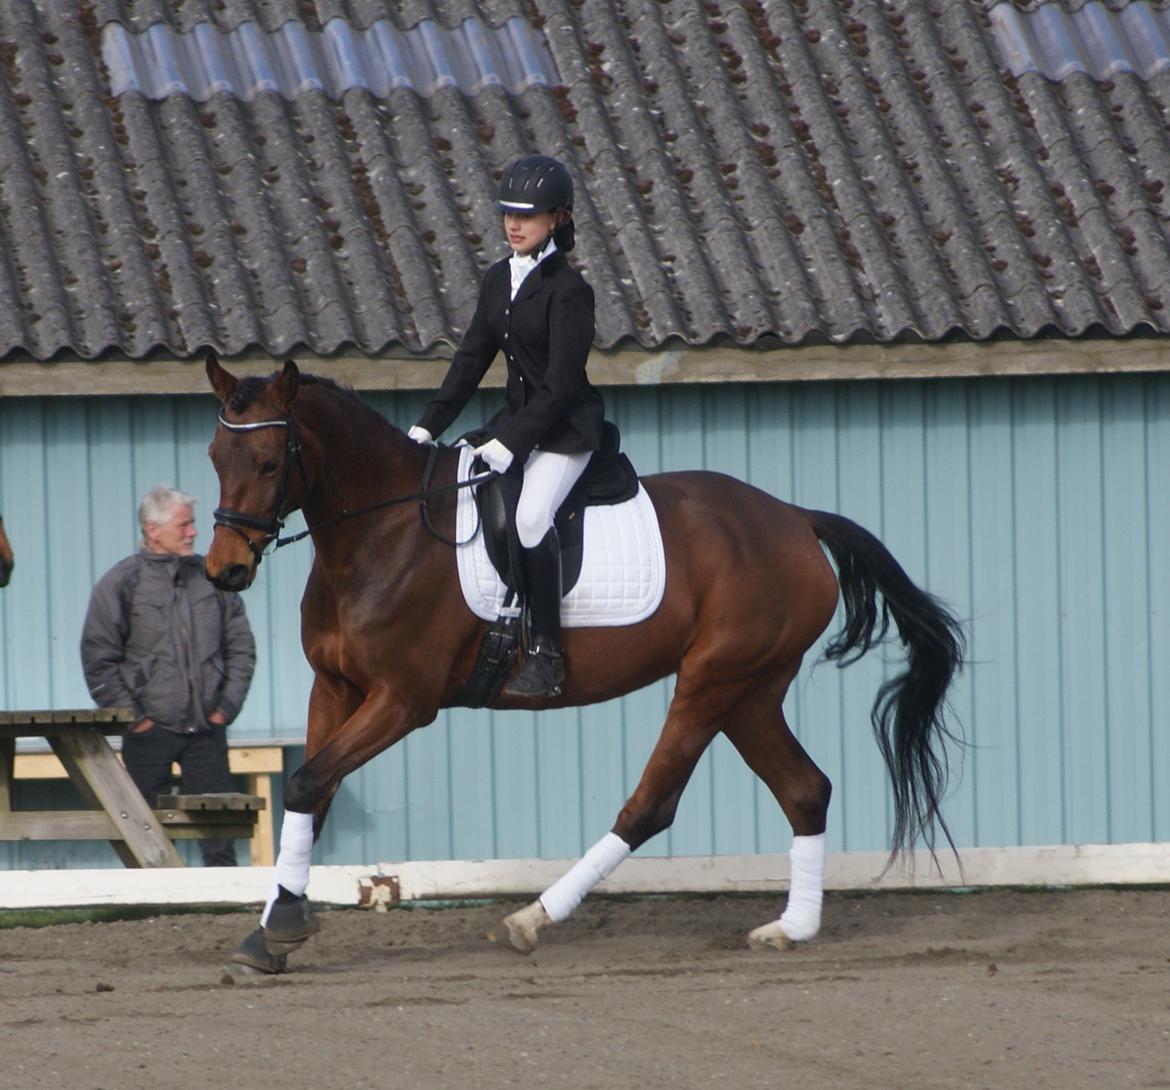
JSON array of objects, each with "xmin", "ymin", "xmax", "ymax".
[
  {"xmin": 208, "ymin": 561, "xmax": 253, "ymax": 593},
  {"xmin": 0, "ymin": 560, "xmax": 11, "ymax": 588}
]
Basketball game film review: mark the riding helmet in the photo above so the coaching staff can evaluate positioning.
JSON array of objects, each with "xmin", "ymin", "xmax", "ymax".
[{"xmin": 497, "ymin": 155, "xmax": 574, "ymax": 214}]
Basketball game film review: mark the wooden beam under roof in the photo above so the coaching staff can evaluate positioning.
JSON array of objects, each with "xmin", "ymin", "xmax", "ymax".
[{"xmin": 1, "ymin": 336, "xmax": 1169, "ymax": 397}]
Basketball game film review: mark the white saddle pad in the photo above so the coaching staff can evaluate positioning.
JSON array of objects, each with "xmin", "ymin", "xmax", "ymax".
[{"xmin": 455, "ymin": 447, "xmax": 666, "ymax": 627}]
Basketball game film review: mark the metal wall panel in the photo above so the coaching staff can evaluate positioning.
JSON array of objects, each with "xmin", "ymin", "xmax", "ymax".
[{"xmin": 1, "ymin": 373, "xmax": 1167, "ymax": 870}]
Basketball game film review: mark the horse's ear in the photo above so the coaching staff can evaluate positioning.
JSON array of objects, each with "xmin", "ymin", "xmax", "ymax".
[
  {"xmin": 273, "ymin": 359, "xmax": 300, "ymax": 410},
  {"xmin": 206, "ymin": 352, "xmax": 237, "ymax": 406}
]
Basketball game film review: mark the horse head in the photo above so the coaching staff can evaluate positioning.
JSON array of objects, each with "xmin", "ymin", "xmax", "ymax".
[
  {"xmin": 0, "ymin": 516, "xmax": 13, "ymax": 588},
  {"xmin": 205, "ymin": 353, "xmax": 308, "ymax": 591}
]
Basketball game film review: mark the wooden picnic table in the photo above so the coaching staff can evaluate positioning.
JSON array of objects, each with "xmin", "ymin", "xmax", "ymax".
[{"xmin": 0, "ymin": 708, "xmax": 264, "ymax": 867}]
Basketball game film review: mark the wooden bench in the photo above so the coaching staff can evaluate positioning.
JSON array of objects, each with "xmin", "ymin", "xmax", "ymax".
[
  {"xmin": 156, "ymin": 792, "xmax": 266, "ymax": 842},
  {"xmin": 10, "ymin": 741, "xmax": 286, "ymax": 866}
]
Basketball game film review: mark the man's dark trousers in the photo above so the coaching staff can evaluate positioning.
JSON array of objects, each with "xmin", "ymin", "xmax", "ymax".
[{"xmin": 122, "ymin": 725, "xmax": 238, "ymax": 866}]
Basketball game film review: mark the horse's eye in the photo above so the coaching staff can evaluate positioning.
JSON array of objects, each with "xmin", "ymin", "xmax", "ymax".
[{"xmin": 259, "ymin": 459, "xmax": 278, "ymax": 476}]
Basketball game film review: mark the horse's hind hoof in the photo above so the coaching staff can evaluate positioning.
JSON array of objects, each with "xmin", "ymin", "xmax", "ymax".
[
  {"xmin": 230, "ymin": 927, "xmax": 289, "ymax": 975},
  {"xmin": 486, "ymin": 918, "xmax": 536, "ymax": 954},
  {"xmin": 487, "ymin": 900, "xmax": 551, "ymax": 955},
  {"xmin": 747, "ymin": 921, "xmax": 798, "ymax": 951},
  {"xmin": 263, "ymin": 892, "xmax": 321, "ymax": 951}
]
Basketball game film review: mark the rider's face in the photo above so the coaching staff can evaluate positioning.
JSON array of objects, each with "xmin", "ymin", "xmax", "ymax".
[{"xmin": 503, "ymin": 211, "xmax": 559, "ymax": 256}]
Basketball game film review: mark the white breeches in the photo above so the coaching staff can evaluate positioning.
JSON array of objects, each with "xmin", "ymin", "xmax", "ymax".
[{"xmin": 515, "ymin": 448, "xmax": 592, "ymax": 548}]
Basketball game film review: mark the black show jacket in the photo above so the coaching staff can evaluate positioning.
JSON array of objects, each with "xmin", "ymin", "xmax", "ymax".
[{"xmin": 417, "ymin": 251, "xmax": 605, "ymax": 464}]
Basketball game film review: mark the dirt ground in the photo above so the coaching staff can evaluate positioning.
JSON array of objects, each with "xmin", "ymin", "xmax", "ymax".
[{"xmin": 1, "ymin": 887, "xmax": 1167, "ymax": 1090}]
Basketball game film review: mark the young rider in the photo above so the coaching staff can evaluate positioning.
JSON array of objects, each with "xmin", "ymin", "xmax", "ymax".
[{"xmin": 408, "ymin": 154, "xmax": 606, "ymax": 698}]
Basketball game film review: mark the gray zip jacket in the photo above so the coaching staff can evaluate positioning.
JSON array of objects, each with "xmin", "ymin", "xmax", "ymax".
[{"xmin": 80, "ymin": 550, "xmax": 256, "ymax": 734}]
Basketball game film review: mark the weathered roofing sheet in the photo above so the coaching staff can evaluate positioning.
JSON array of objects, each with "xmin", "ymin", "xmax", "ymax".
[{"xmin": 1, "ymin": 0, "xmax": 1169, "ymax": 363}]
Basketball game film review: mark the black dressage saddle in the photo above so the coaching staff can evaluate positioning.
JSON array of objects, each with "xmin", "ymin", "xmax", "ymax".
[{"xmin": 466, "ymin": 421, "xmax": 638, "ymax": 597}]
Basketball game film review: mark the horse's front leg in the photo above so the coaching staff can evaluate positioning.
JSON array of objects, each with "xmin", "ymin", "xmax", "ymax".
[{"xmin": 232, "ymin": 678, "xmax": 426, "ymax": 974}]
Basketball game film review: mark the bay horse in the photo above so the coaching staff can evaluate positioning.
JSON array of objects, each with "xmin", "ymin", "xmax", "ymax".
[
  {"xmin": 204, "ymin": 355, "xmax": 964, "ymax": 972},
  {"xmin": 0, "ymin": 516, "xmax": 13, "ymax": 588}
]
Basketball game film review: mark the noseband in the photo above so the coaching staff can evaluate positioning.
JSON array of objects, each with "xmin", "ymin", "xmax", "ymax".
[{"xmin": 213, "ymin": 410, "xmax": 307, "ymax": 564}]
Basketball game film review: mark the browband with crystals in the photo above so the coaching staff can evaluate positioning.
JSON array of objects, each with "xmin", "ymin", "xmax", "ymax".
[{"xmin": 217, "ymin": 411, "xmax": 289, "ymax": 431}]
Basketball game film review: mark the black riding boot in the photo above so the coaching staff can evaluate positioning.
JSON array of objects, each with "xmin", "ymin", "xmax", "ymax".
[{"xmin": 504, "ymin": 530, "xmax": 565, "ymax": 697}]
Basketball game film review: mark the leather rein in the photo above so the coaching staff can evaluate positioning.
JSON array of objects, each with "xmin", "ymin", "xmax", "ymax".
[{"xmin": 212, "ymin": 410, "xmax": 492, "ymax": 560}]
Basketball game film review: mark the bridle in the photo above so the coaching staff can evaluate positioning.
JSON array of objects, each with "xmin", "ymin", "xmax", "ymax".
[
  {"xmin": 212, "ymin": 409, "xmax": 494, "ymax": 563},
  {"xmin": 212, "ymin": 410, "xmax": 307, "ymax": 562}
]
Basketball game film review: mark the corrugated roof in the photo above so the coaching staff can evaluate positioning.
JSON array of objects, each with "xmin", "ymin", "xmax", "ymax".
[
  {"xmin": 102, "ymin": 16, "xmax": 558, "ymax": 101},
  {"xmin": 1, "ymin": 0, "xmax": 1169, "ymax": 363},
  {"xmin": 990, "ymin": 2, "xmax": 1170, "ymax": 80}
]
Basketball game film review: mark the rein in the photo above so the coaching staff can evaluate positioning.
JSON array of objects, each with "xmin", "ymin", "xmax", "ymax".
[{"xmin": 213, "ymin": 411, "xmax": 493, "ymax": 555}]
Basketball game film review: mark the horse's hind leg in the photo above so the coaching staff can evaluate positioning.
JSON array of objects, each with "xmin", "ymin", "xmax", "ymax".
[
  {"xmin": 722, "ymin": 691, "xmax": 833, "ymax": 949},
  {"xmin": 488, "ymin": 680, "xmax": 724, "ymax": 954}
]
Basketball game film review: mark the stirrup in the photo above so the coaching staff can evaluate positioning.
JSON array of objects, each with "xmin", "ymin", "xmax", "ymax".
[{"xmin": 504, "ymin": 643, "xmax": 565, "ymax": 697}]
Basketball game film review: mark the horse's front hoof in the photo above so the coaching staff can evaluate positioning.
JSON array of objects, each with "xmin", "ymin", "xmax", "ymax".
[
  {"xmin": 487, "ymin": 900, "xmax": 550, "ymax": 954},
  {"xmin": 230, "ymin": 927, "xmax": 290, "ymax": 974},
  {"xmin": 747, "ymin": 921, "xmax": 798, "ymax": 951},
  {"xmin": 263, "ymin": 892, "xmax": 321, "ymax": 951}
]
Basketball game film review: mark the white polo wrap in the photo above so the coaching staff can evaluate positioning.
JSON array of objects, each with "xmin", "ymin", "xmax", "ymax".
[
  {"xmin": 539, "ymin": 832, "xmax": 631, "ymax": 922},
  {"xmin": 260, "ymin": 809, "xmax": 315, "ymax": 925},
  {"xmin": 778, "ymin": 832, "xmax": 826, "ymax": 942}
]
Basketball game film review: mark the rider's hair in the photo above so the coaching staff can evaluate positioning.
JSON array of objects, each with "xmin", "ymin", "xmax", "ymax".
[{"xmin": 138, "ymin": 485, "xmax": 196, "ymax": 546}]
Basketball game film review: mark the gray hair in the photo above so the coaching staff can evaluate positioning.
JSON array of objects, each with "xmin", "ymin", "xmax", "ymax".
[{"xmin": 138, "ymin": 485, "xmax": 197, "ymax": 546}]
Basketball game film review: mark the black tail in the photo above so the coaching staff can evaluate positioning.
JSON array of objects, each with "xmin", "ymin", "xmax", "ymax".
[{"xmin": 808, "ymin": 509, "xmax": 965, "ymax": 863}]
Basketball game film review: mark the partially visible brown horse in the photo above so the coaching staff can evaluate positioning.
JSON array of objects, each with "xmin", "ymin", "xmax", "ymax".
[
  {"xmin": 204, "ymin": 355, "xmax": 963, "ymax": 971},
  {"xmin": 0, "ymin": 516, "xmax": 13, "ymax": 588}
]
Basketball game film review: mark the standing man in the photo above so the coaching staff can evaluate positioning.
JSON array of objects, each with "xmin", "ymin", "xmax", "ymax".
[{"xmin": 80, "ymin": 485, "xmax": 256, "ymax": 866}]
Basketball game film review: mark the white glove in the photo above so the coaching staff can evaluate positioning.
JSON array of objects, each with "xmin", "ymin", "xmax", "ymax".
[
  {"xmin": 472, "ymin": 438, "xmax": 514, "ymax": 473},
  {"xmin": 407, "ymin": 425, "xmax": 433, "ymax": 445}
]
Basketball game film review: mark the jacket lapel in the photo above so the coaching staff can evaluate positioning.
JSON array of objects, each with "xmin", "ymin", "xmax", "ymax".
[{"xmin": 511, "ymin": 250, "xmax": 564, "ymax": 309}]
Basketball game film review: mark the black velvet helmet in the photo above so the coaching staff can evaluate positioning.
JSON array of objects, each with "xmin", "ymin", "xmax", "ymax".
[{"xmin": 497, "ymin": 155, "xmax": 574, "ymax": 214}]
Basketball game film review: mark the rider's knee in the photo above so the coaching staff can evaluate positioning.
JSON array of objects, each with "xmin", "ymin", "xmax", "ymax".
[{"xmin": 515, "ymin": 505, "xmax": 552, "ymax": 549}]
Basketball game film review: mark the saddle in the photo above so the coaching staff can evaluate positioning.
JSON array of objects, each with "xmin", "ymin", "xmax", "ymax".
[
  {"xmin": 466, "ymin": 420, "xmax": 638, "ymax": 596},
  {"xmin": 447, "ymin": 423, "xmax": 655, "ymax": 709}
]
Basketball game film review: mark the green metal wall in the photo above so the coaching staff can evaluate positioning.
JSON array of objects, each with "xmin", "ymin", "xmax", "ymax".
[{"xmin": 1, "ymin": 372, "xmax": 1167, "ymax": 868}]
